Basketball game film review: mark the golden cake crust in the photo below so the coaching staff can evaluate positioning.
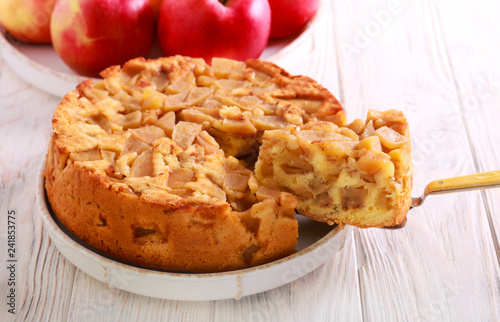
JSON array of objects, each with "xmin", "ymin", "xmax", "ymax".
[
  {"xmin": 44, "ymin": 56, "xmax": 346, "ymax": 273},
  {"xmin": 45, "ymin": 151, "xmax": 297, "ymax": 272}
]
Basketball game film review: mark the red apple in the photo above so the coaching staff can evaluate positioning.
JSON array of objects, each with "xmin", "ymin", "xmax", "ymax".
[
  {"xmin": 150, "ymin": 0, "xmax": 163, "ymax": 20},
  {"xmin": 50, "ymin": 0, "xmax": 156, "ymax": 77},
  {"xmin": 268, "ymin": 0, "xmax": 319, "ymax": 39},
  {"xmin": 0, "ymin": 0, "xmax": 57, "ymax": 43},
  {"xmin": 157, "ymin": 0, "xmax": 271, "ymax": 64}
]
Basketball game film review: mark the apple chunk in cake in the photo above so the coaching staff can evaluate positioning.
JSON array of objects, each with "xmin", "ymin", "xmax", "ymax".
[{"xmin": 255, "ymin": 110, "xmax": 413, "ymax": 228}]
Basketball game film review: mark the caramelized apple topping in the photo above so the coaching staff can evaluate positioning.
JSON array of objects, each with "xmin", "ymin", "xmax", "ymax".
[{"xmin": 56, "ymin": 56, "xmax": 349, "ymax": 214}]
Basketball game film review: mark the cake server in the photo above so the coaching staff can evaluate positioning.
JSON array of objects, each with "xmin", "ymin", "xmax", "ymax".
[{"xmin": 384, "ymin": 169, "xmax": 500, "ymax": 229}]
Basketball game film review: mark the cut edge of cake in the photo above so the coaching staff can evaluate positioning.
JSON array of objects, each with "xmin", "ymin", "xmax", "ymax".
[{"xmin": 255, "ymin": 109, "xmax": 413, "ymax": 228}]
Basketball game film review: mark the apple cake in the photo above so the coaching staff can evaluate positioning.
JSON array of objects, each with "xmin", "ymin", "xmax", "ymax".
[
  {"xmin": 255, "ymin": 110, "xmax": 413, "ymax": 228},
  {"xmin": 44, "ymin": 55, "xmax": 347, "ymax": 273}
]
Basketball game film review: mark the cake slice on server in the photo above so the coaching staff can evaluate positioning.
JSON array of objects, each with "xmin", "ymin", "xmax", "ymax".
[{"xmin": 255, "ymin": 110, "xmax": 413, "ymax": 228}]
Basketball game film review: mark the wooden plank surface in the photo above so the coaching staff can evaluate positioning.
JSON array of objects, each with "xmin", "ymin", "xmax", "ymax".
[
  {"xmin": 435, "ymin": 0, "xmax": 500, "ymax": 262},
  {"xmin": 0, "ymin": 63, "xmax": 77, "ymax": 322},
  {"xmin": 1, "ymin": 0, "xmax": 500, "ymax": 320},
  {"xmin": 331, "ymin": 0, "xmax": 500, "ymax": 320}
]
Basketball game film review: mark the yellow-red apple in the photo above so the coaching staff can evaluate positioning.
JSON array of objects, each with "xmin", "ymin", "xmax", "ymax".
[
  {"xmin": 268, "ymin": 0, "xmax": 319, "ymax": 39},
  {"xmin": 0, "ymin": 0, "xmax": 56, "ymax": 43},
  {"xmin": 50, "ymin": 0, "xmax": 156, "ymax": 77},
  {"xmin": 157, "ymin": 0, "xmax": 271, "ymax": 64}
]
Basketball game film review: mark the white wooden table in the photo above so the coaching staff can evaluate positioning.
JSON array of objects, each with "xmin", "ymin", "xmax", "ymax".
[{"xmin": 1, "ymin": 0, "xmax": 500, "ymax": 320}]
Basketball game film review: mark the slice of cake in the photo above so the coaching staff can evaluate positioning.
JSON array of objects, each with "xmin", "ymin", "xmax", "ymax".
[{"xmin": 255, "ymin": 110, "xmax": 413, "ymax": 228}]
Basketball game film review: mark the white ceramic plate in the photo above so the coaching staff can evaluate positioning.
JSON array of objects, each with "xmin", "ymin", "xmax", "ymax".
[
  {"xmin": 35, "ymin": 161, "xmax": 351, "ymax": 301},
  {"xmin": 0, "ymin": 17, "xmax": 316, "ymax": 98}
]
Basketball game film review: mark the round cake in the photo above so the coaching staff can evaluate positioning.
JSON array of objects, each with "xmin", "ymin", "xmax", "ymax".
[{"xmin": 44, "ymin": 56, "xmax": 346, "ymax": 273}]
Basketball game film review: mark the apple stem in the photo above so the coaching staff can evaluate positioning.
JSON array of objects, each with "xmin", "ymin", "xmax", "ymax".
[{"xmin": 219, "ymin": 0, "xmax": 229, "ymax": 5}]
